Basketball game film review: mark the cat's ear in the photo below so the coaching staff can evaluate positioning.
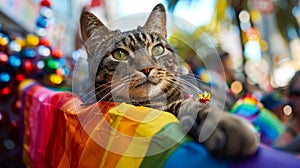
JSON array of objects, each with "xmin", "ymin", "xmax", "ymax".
[
  {"xmin": 143, "ymin": 4, "xmax": 167, "ymax": 37},
  {"xmin": 80, "ymin": 11, "xmax": 110, "ymax": 43}
]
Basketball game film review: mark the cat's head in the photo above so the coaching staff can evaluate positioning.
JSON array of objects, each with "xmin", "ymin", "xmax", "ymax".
[{"xmin": 80, "ymin": 4, "xmax": 181, "ymax": 108}]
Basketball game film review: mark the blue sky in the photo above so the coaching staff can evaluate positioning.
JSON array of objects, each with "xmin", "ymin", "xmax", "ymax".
[{"xmin": 117, "ymin": 0, "xmax": 216, "ymax": 27}]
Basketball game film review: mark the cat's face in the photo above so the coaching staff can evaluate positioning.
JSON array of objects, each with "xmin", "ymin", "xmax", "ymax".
[{"xmin": 80, "ymin": 4, "xmax": 181, "ymax": 109}]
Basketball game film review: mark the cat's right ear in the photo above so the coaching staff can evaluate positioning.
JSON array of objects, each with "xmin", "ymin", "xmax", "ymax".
[
  {"xmin": 80, "ymin": 11, "xmax": 110, "ymax": 43},
  {"xmin": 143, "ymin": 4, "xmax": 167, "ymax": 37}
]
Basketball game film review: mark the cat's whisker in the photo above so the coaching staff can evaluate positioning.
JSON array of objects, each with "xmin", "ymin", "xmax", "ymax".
[
  {"xmin": 81, "ymin": 79, "xmax": 126, "ymax": 96},
  {"xmin": 90, "ymin": 83, "xmax": 129, "ymax": 103},
  {"xmin": 173, "ymin": 77, "xmax": 203, "ymax": 93},
  {"xmin": 81, "ymin": 84, "xmax": 126, "ymax": 105},
  {"xmin": 163, "ymin": 78, "xmax": 202, "ymax": 97},
  {"xmin": 79, "ymin": 81, "xmax": 114, "ymax": 99},
  {"xmin": 81, "ymin": 77, "xmax": 131, "ymax": 101},
  {"xmin": 165, "ymin": 69, "xmax": 210, "ymax": 87},
  {"xmin": 82, "ymin": 83, "xmax": 126, "ymax": 106}
]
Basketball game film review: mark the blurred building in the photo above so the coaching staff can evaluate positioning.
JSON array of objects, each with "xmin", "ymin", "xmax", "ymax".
[{"xmin": 0, "ymin": 0, "xmax": 87, "ymax": 56}]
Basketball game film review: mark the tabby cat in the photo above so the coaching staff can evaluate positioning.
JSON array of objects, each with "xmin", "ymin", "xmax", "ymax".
[{"xmin": 80, "ymin": 4, "xmax": 258, "ymax": 159}]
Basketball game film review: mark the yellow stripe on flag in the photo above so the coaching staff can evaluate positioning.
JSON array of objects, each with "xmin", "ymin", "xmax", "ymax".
[{"xmin": 107, "ymin": 103, "xmax": 179, "ymax": 167}]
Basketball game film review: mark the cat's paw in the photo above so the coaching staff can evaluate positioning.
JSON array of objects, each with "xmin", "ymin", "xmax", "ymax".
[{"xmin": 204, "ymin": 112, "xmax": 259, "ymax": 159}]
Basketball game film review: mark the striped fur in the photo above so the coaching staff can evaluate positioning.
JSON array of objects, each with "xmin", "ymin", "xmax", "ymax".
[
  {"xmin": 80, "ymin": 4, "xmax": 259, "ymax": 159},
  {"xmin": 93, "ymin": 30, "xmax": 181, "ymax": 111}
]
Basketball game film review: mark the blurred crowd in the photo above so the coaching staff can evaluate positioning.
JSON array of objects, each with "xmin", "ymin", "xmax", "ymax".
[{"xmin": 189, "ymin": 50, "xmax": 300, "ymax": 154}]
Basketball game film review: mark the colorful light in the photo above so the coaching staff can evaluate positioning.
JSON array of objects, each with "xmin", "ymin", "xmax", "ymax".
[
  {"xmin": 52, "ymin": 49, "xmax": 63, "ymax": 59},
  {"xmin": 49, "ymin": 74, "xmax": 63, "ymax": 85},
  {"xmin": 36, "ymin": 16, "xmax": 47, "ymax": 28},
  {"xmin": 47, "ymin": 59, "xmax": 59, "ymax": 69},
  {"xmin": 1, "ymin": 87, "xmax": 10, "ymax": 95},
  {"xmin": 8, "ymin": 41, "xmax": 22, "ymax": 53},
  {"xmin": 36, "ymin": 60, "xmax": 45, "ymax": 69},
  {"xmin": 38, "ymin": 45, "xmax": 51, "ymax": 57},
  {"xmin": 230, "ymin": 80, "xmax": 243, "ymax": 95},
  {"xmin": 56, "ymin": 68, "xmax": 65, "ymax": 76},
  {"xmin": 40, "ymin": 0, "xmax": 51, "ymax": 7},
  {"xmin": 239, "ymin": 10, "xmax": 250, "ymax": 23},
  {"xmin": 26, "ymin": 34, "xmax": 39, "ymax": 47},
  {"xmin": 283, "ymin": 105, "xmax": 292, "ymax": 117},
  {"xmin": 39, "ymin": 38, "xmax": 51, "ymax": 47},
  {"xmin": 0, "ymin": 0, "xmax": 71, "ymax": 103},
  {"xmin": 9, "ymin": 55, "xmax": 21, "ymax": 68},
  {"xmin": 23, "ymin": 60, "xmax": 34, "ymax": 71},
  {"xmin": 16, "ymin": 74, "xmax": 26, "ymax": 82},
  {"xmin": 15, "ymin": 37, "xmax": 25, "ymax": 48},
  {"xmin": 35, "ymin": 27, "xmax": 47, "ymax": 37},
  {"xmin": 11, "ymin": 99, "xmax": 22, "ymax": 114},
  {"xmin": 0, "ymin": 52, "xmax": 8, "ymax": 63},
  {"xmin": 15, "ymin": 100, "xmax": 22, "ymax": 109},
  {"xmin": 0, "ymin": 33, "xmax": 9, "ymax": 47},
  {"xmin": 40, "ymin": 6, "xmax": 53, "ymax": 18},
  {"xmin": 24, "ymin": 48, "xmax": 37, "ymax": 58},
  {"xmin": 0, "ymin": 72, "xmax": 10, "ymax": 83},
  {"xmin": 246, "ymin": 28, "xmax": 259, "ymax": 41},
  {"xmin": 244, "ymin": 40, "xmax": 262, "ymax": 61}
]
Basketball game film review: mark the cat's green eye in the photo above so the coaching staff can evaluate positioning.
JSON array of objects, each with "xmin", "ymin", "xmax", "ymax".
[
  {"xmin": 152, "ymin": 45, "xmax": 164, "ymax": 56},
  {"xmin": 112, "ymin": 49, "xmax": 128, "ymax": 60}
]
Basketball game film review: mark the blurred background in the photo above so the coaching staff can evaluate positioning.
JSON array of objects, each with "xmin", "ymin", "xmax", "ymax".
[
  {"xmin": 1, "ymin": 0, "xmax": 300, "ymax": 166},
  {"xmin": 2, "ymin": 0, "xmax": 299, "ymax": 92}
]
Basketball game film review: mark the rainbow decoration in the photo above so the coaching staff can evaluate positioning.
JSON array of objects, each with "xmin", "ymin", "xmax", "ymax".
[
  {"xmin": 19, "ymin": 80, "xmax": 300, "ymax": 167},
  {"xmin": 230, "ymin": 94, "xmax": 285, "ymax": 144},
  {"xmin": 0, "ymin": 0, "xmax": 72, "ymax": 96}
]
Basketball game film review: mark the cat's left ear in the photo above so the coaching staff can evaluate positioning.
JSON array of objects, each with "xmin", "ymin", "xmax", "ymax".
[{"xmin": 143, "ymin": 4, "xmax": 167, "ymax": 37}]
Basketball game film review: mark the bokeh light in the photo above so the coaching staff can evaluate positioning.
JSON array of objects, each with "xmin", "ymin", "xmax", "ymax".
[
  {"xmin": 26, "ymin": 34, "xmax": 39, "ymax": 47},
  {"xmin": 8, "ymin": 41, "xmax": 22, "ymax": 53},
  {"xmin": 9, "ymin": 55, "xmax": 21, "ymax": 68},
  {"xmin": 0, "ymin": 33, "xmax": 9, "ymax": 47},
  {"xmin": 24, "ymin": 48, "xmax": 37, "ymax": 58},
  {"xmin": 47, "ymin": 59, "xmax": 59, "ymax": 69},
  {"xmin": 40, "ymin": 6, "xmax": 53, "ymax": 18},
  {"xmin": 283, "ymin": 105, "xmax": 293, "ymax": 117},
  {"xmin": 36, "ymin": 60, "xmax": 45, "ymax": 69},
  {"xmin": 230, "ymin": 80, "xmax": 243, "ymax": 95},
  {"xmin": 0, "ymin": 72, "xmax": 10, "ymax": 83},
  {"xmin": 1, "ymin": 87, "xmax": 10, "ymax": 95},
  {"xmin": 38, "ymin": 45, "xmax": 51, "ymax": 57},
  {"xmin": 0, "ymin": 52, "xmax": 8, "ymax": 63},
  {"xmin": 244, "ymin": 40, "xmax": 262, "ymax": 61},
  {"xmin": 49, "ymin": 74, "xmax": 63, "ymax": 85}
]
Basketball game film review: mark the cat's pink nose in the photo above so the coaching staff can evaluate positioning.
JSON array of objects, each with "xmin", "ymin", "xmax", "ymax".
[{"xmin": 141, "ymin": 67, "xmax": 154, "ymax": 76}]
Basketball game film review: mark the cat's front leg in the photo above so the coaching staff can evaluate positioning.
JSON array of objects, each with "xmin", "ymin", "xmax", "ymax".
[{"xmin": 168, "ymin": 99, "xmax": 259, "ymax": 159}]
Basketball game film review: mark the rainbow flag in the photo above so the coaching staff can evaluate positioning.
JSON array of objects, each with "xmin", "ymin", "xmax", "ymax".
[
  {"xmin": 18, "ymin": 80, "xmax": 300, "ymax": 167},
  {"xmin": 230, "ymin": 94, "xmax": 285, "ymax": 144}
]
